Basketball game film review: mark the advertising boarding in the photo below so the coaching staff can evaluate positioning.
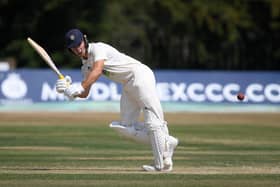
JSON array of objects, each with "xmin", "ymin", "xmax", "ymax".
[{"xmin": 0, "ymin": 69, "xmax": 279, "ymax": 105}]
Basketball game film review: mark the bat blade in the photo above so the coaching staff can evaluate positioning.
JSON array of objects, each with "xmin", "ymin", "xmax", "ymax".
[{"xmin": 27, "ymin": 37, "xmax": 64, "ymax": 79}]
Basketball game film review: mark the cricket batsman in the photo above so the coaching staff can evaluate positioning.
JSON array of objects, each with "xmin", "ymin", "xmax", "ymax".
[{"xmin": 56, "ymin": 28, "xmax": 178, "ymax": 172}]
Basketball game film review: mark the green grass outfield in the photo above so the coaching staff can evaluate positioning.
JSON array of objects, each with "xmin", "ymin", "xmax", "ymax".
[{"xmin": 0, "ymin": 112, "xmax": 279, "ymax": 187}]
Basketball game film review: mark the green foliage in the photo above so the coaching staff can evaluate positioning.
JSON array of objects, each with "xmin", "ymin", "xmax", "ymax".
[{"xmin": 0, "ymin": 0, "xmax": 279, "ymax": 70}]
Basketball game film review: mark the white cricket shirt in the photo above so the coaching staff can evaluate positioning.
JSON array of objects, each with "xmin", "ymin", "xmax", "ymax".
[{"xmin": 81, "ymin": 42, "xmax": 142, "ymax": 83}]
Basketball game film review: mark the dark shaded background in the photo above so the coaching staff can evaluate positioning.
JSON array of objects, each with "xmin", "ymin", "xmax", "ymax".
[{"xmin": 0, "ymin": 0, "xmax": 279, "ymax": 70}]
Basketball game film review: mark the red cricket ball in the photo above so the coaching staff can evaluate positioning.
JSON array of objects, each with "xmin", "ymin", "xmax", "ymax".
[{"xmin": 237, "ymin": 93, "xmax": 245, "ymax": 101}]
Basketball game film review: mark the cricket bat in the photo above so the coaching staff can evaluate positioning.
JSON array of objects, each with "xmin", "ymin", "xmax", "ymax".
[{"xmin": 27, "ymin": 37, "xmax": 64, "ymax": 79}]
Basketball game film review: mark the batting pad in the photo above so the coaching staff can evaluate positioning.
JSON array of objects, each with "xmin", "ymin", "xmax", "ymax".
[
  {"xmin": 149, "ymin": 128, "xmax": 165, "ymax": 170},
  {"xmin": 109, "ymin": 121, "xmax": 149, "ymax": 145}
]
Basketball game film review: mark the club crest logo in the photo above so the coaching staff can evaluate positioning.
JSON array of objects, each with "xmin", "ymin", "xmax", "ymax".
[
  {"xmin": 1, "ymin": 73, "xmax": 27, "ymax": 99},
  {"xmin": 70, "ymin": 34, "xmax": 75, "ymax": 41}
]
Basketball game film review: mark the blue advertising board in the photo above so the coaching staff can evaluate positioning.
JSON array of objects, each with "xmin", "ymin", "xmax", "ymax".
[{"xmin": 0, "ymin": 69, "xmax": 279, "ymax": 105}]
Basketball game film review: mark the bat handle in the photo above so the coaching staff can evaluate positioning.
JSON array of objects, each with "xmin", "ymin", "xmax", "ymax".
[{"xmin": 58, "ymin": 74, "xmax": 65, "ymax": 79}]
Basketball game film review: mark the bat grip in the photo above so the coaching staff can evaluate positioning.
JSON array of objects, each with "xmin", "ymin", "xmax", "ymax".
[{"xmin": 58, "ymin": 74, "xmax": 65, "ymax": 79}]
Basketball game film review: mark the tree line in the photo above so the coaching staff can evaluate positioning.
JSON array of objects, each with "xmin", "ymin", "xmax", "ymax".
[{"xmin": 0, "ymin": 0, "xmax": 279, "ymax": 70}]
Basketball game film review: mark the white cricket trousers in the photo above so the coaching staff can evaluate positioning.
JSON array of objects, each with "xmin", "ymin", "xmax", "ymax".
[
  {"xmin": 120, "ymin": 63, "xmax": 167, "ymax": 170},
  {"xmin": 120, "ymin": 64, "xmax": 164, "ymax": 126}
]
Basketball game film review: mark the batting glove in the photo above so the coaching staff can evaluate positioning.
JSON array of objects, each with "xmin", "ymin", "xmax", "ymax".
[
  {"xmin": 64, "ymin": 83, "xmax": 85, "ymax": 99},
  {"xmin": 56, "ymin": 75, "xmax": 72, "ymax": 93}
]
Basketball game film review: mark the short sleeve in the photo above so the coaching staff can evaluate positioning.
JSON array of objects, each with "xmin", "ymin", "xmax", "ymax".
[{"xmin": 94, "ymin": 45, "xmax": 108, "ymax": 62}]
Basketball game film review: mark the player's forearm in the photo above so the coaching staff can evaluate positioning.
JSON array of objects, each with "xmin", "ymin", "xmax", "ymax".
[
  {"xmin": 78, "ymin": 60, "xmax": 105, "ymax": 98},
  {"xmin": 77, "ymin": 69, "xmax": 102, "ymax": 98},
  {"xmin": 82, "ymin": 70, "xmax": 102, "ymax": 89}
]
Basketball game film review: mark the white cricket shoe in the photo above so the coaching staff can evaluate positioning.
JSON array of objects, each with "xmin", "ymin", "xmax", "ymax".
[
  {"xmin": 163, "ymin": 157, "xmax": 173, "ymax": 171},
  {"xmin": 142, "ymin": 137, "xmax": 179, "ymax": 172},
  {"xmin": 142, "ymin": 164, "xmax": 172, "ymax": 172},
  {"xmin": 142, "ymin": 161, "xmax": 174, "ymax": 172},
  {"xmin": 142, "ymin": 165, "xmax": 158, "ymax": 172}
]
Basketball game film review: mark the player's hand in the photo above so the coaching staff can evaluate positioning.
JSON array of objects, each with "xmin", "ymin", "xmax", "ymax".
[
  {"xmin": 64, "ymin": 83, "xmax": 85, "ymax": 99},
  {"xmin": 56, "ymin": 75, "xmax": 72, "ymax": 93}
]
